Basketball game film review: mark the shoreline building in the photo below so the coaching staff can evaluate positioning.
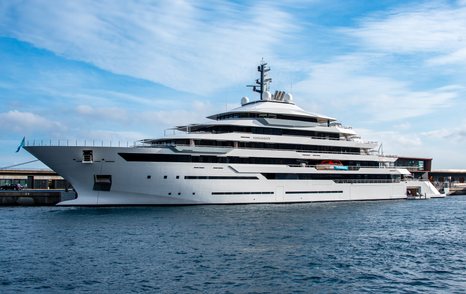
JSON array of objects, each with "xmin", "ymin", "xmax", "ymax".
[{"xmin": 0, "ymin": 169, "xmax": 67, "ymax": 189}]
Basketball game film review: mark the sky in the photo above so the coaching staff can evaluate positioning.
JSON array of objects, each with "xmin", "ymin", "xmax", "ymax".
[{"xmin": 0, "ymin": 0, "xmax": 465, "ymax": 170}]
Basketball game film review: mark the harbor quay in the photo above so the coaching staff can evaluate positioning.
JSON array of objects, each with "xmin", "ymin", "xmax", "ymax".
[
  {"xmin": 0, "ymin": 169, "xmax": 75, "ymax": 205},
  {"xmin": 0, "ymin": 189, "xmax": 76, "ymax": 205}
]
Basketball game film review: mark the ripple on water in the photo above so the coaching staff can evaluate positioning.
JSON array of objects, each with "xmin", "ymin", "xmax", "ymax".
[{"xmin": 0, "ymin": 197, "xmax": 465, "ymax": 293}]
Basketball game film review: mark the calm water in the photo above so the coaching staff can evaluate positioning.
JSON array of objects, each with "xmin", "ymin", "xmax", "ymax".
[{"xmin": 0, "ymin": 197, "xmax": 465, "ymax": 293}]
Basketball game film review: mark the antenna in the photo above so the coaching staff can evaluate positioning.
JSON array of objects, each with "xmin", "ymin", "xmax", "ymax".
[
  {"xmin": 247, "ymin": 59, "xmax": 272, "ymax": 100},
  {"xmin": 378, "ymin": 143, "xmax": 384, "ymax": 155}
]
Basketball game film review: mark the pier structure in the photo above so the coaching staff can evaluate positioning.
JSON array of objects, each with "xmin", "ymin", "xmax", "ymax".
[
  {"xmin": 0, "ymin": 169, "xmax": 67, "ymax": 189},
  {"xmin": 429, "ymin": 170, "xmax": 466, "ymax": 195},
  {"xmin": 0, "ymin": 169, "xmax": 74, "ymax": 205}
]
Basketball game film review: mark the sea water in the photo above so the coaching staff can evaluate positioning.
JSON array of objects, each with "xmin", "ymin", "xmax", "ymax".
[{"xmin": 0, "ymin": 196, "xmax": 465, "ymax": 293}]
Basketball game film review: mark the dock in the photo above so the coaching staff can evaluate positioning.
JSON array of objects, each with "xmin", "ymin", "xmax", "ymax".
[{"xmin": 0, "ymin": 189, "xmax": 76, "ymax": 206}]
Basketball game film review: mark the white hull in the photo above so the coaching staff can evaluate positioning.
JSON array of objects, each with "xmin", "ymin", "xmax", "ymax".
[{"xmin": 25, "ymin": 146, "xmax": 440, "ymax": 206}]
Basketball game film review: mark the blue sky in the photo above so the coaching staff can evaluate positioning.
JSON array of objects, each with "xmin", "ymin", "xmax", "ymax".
[{"xmin": 1, "ymin": 0, "xmax": 466, "ymax": 169}]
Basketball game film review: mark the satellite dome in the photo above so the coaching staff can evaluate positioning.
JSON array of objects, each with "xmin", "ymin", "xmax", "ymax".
[
  {"xmin": 284, "ymin": 93, "xmax": 293, "ymax": 103},
  {"xmin": 241, "ymin": 96, "xmax": 249, "ymax": 105},
  {"xmin": 262, "ymin": 91, "xmax": 272, "ymax": 101}
]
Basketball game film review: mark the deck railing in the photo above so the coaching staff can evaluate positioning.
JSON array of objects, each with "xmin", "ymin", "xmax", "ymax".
[
  {"xmin": 333, "ymin": 179, "xmax": 401, "ymax": 184},
  {"xmin": 162, "ymin": 129, "xmax": 378, "ymax": 144},
  {"xmin": 146, "ymin": 143, "xmax": 384, "ymax": 156},
  {"xmin": 25, "ymin": 139, "xmax": 137, "ymax": 148},
  {"xmin": 26, "ymin": 139, "xmax": 395, "ymax": 159}
]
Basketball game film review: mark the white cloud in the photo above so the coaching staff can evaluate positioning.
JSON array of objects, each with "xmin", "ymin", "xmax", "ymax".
[
  {"xmin": 343, "ymin": 2, "xmax": 466, "ymax": 65},
  {"xmin": 0, "ymin": 110, "xmax": 66, "ymax": 133},
  {"xmin": 77, "ymin": 130, "xmax": 148, "ymax": 143},
  {"xmin": 355, "ymin": 128, "xmax": 429, "ymax": 160},
  {"xmin": 0, "ymin": 0, "xmax": 295, "ymax": 95},
  {"xmin": 422, "ymin": 124, "xmax": 466, "ymax": 142},
  {"xmin": 76, "ymin": 105, "xmax": 93, "ymax": 115},
  {"xmin": 72, "ymin": 101, "xmax": 216, "ymax": 141},
  {"xmin": 293, "ymin": 54, "xmax": 460, "ymax": 122},
  {"xmin": 140, "ymin": 110, "xmax": 196, "ymax": 128},
  {"xmin": 428, "ymin": 47, "xmax": 466, "ymax": 66},
  {"xmin": 76, "ymin": 104, "xmax": 128, "ymax": 121}
]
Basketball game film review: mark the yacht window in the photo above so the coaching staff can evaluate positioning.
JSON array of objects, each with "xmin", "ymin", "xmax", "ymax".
[
  {"xmin": 93, "ymin": 175, "xmax": 112, "ymax": 191},
  {"xmin": 82, "ymin": 150, "xmax": 93, "ymax": 162},
  {"xmin": 216, "ymin": 112, "xmax": 318, "ymax": 123}
]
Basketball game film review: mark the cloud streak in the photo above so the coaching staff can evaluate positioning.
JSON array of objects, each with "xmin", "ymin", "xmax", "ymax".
[
  {"xmin": 0, "ymin": 110, "xmax": 66, "ymax": 133},
  {"xmin": 0, "ymin": 0, "xmax": 295, "ymax": 95},
  {"xmin": 293, "ymin": 54, "xmax": 460, "ymax": 122},
  {"xmin": 422, "ymin": 125, "xmax": 466, "ymax": 142},
  {"xmin": 343, "ymin": 2, "xmax": 466, "ymax": 65}
]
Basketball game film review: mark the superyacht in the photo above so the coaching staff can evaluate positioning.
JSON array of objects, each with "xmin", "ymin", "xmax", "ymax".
[{"xmin": 25, "ymin": 61, "xmax": 441, "ymax": 205}]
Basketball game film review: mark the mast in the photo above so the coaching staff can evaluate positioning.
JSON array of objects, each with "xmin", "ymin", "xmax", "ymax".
[{"xmin": 247, "ymin": 59, "xmax": 272, "ymax": 100}]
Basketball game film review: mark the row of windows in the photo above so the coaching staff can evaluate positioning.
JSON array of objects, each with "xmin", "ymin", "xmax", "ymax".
[
  {"xmin": 152, "ymin": 173, "xmax": 398, "ymax": 182},
  {"xmin": 262, "ymin": 173, "xmax": 401, "ymax": 180},
  {"xmin": 285, "ymin": 190, "xmax": 343, "ymax": 194},
  {"xmin": 154, "ymin": 139, "xmax": 361, "ymax": 154},
  {"xmin": 119, "ymin": 153, "xmax": 378, "ymax": 167},
  {"xmin": 237, "ymin": 142, "xmax": 359, "ymax": 154},
  {"xmin": 184, "ymin": 176, "xmax": 258, "ymax": 180},
  {"xmin": 216, "ymin": 112, "xmax": 319, "ymax": 123},
  {"xmin": 190, "ymin": 125, "xmax": 340, "ymax": 139},
  {"xmin": 211, "ymin": 191, "xmax": 274, "ymax": 195}
]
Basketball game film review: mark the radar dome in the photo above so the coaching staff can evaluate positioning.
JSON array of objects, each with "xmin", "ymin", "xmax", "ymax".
[
  {"xmin": 262, "ymin": 91, "xmax": 272, "ymax": 101},
  {"xmin": 241, "ymin": 96, "xmax": 249, "ymax": 105},
  {"xmin": 284, "ymin": 93, "xmax": 293, "ymax": 103}
]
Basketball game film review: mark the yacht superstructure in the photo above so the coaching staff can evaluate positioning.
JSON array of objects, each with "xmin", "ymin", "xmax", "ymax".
[{"xmin": 25, "ymin": 61, "xmax": 441, "ymax": 205}]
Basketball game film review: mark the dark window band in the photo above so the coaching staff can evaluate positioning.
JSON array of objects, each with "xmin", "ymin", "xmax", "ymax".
[
  {"xmin": 189, "ymin": 125, "xmax": 338, "ymax": 139},
  {"xmin": 118, "ymin": 153, "xmax": 377, "ymax": 167},
  {"xmin": 212, "ymin": 191, "xmax": 274, "ymax": 195},
  {"xmin": 262, "ymin": 173, "xmax": 400, "ymax": 181},
  {"xmin": 216, "ymin": 112, "xmax": 318, "ymax": 123},
  {"xmin": 185, "ymin": 176, "xmax": 258, "ymax": 180},
  {"xmin": 151, "ymin": 139, "xmax": 360, "ymax": 154},
  {"xmin": 286, "ymin": 190, "xmax": 343, "ymax": 194}
]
